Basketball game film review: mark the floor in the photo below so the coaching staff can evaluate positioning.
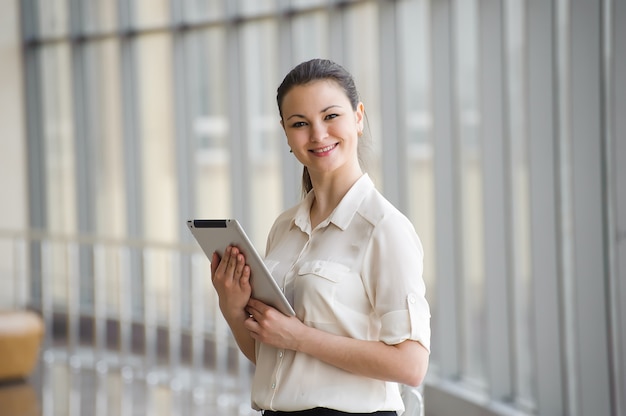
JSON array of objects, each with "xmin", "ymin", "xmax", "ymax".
[{"xmin": 0, "ymin": 348, "xmax": 260, "ymax": 416}]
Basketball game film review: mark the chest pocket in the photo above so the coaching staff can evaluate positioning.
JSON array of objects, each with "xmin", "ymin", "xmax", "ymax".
[{"xmin": 296, "ymin": 260, "xmax": 360, "ymax": 326}]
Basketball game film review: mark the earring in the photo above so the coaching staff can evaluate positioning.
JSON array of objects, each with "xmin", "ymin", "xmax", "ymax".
[{"xmin": 289, "ymin": 149, "xmax": 293, "ymax": 153}]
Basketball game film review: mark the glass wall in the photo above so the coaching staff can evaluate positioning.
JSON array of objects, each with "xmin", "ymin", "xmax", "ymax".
[
  {"xmin": 19, "ymin": 0, "xmax": 624, "ymax": 415},
  {"xmin": 188, "ymin": 27, "xmax": 230, "ymax": 218},
  {"xmin": 454, "ymin": 0, "xmax": 487, "ymax": 390}
]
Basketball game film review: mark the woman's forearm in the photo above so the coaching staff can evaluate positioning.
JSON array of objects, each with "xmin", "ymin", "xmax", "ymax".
[{"xmin": 294, "ymin": 325, "xmax": 428, "ymax": 387}]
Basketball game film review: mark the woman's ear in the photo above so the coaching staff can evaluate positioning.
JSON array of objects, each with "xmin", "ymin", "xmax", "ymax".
[
  {"xmin": 280, "ymin": 119, "xmax": 291, "ymax": 152},
  {"xmin": 356, "ymin": 102, "xmax": 365, "ymax": 133},
  {"xmin": 281, "ymin": 118, "xmax": 289, "ymax": 137}
]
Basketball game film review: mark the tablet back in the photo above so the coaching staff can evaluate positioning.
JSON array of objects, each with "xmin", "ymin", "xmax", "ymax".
[{"xmin": 187, "ymin": 219, "xmax": 295, "ymax": 316}]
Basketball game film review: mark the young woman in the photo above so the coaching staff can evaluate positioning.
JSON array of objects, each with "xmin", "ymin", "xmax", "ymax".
[{"xmin": 211, "ymin": 58, "xmax": 430, "ymax": 416}]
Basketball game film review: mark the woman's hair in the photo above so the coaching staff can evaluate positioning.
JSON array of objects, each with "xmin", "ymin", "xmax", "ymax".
[{"xmin": 277, "ymin": 58, "xmax": 369, "ymax": 196}]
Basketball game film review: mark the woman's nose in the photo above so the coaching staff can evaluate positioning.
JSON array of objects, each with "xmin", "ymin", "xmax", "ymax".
[{"xmin": 309, "ymin": 122, "xmax": 327, "ymax": 142}]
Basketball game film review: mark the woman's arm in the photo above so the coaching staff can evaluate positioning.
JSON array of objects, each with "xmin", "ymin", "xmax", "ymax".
[
  {"xmin": 211, "ymin": 246, "xmax": 256, "ymax": 363},
  {"xmin": 245, "ymin": 299, "xmax": 429, "ymax": 386}
]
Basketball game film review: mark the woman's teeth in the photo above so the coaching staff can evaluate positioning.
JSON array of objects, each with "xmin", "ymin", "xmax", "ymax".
[{"xmin": 312, "ymin": 144, "xmax": 336, "ymax": 153}]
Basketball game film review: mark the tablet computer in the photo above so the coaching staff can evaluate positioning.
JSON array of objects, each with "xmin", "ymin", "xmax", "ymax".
[{"xmin": 187, "ymin": 219, "xmax": 295, "ymax": 316}]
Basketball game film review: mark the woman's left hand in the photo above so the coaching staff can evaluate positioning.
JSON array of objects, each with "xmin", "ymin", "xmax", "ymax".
[
  {"xmin": 244, "ymin": 298, "xmax": 304, "ymax": 350},
  {"xmin": 245, "ymin": 299, "xmax": 428, "ymax": 386}
]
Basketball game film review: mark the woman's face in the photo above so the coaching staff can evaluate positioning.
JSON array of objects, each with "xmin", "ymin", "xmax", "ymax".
[{"xmin": 280, "ymin": 80, "xmax": 364, "ymax": 178}]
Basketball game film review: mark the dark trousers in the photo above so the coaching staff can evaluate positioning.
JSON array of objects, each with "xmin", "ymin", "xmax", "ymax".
[{"xmin": 262, "ymin": 409, "xmax": 397, "ymax": 416}]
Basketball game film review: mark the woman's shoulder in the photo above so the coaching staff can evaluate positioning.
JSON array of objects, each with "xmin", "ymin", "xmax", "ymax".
[
  {"xmin": 358, "ymin": 187, "xmax": 414, "ymax": 229},
  {"xmin": 360, "ymin": 190, "xmax": 424, "ymax": 255}
]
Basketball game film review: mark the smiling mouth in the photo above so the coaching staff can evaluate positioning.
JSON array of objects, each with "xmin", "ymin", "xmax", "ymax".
[{"xmin": 310, "ymin": 143, "xmax": 338, "ymax": 154}]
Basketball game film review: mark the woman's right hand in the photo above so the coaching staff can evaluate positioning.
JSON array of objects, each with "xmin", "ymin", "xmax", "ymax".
[{"xmin": 210, "ymin": 246, "xmax": 252, "ymax": 320}]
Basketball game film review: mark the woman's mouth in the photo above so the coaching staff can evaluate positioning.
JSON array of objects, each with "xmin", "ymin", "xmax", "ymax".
[{"xmin": 310, "ymin": 143, "xmax": 338, "ymax": 155}]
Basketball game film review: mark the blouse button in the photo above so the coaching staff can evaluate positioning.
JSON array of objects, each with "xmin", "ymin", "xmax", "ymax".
[
  {"xmin": 408, "ymin": 294, "xmax": 417, "ymax": 304},
  {"xmin": 278, "ymin": 351, "xmax": 284, "ymax": 358},
  {"xmin": 271, "ymin": 383, "xmax": 276, "ymax": 389}
]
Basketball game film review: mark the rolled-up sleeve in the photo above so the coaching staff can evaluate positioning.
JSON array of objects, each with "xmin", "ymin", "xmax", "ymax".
[{"xmin": 363, "ymin": 214, "xmax": 431, "ymax": 352}]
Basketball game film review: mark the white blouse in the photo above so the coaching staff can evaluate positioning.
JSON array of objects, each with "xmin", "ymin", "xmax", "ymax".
[{"xmin": 251, "ymin": 174, "xmax": 431, "ymax": 413}]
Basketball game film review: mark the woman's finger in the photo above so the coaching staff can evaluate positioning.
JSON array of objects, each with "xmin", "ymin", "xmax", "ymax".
[
  {"xmin": 233, "ymin": 253, "xmax": 243, "ymax": 276},
  {"xmin": 215, "ymin": 247, "xmax": 229, "ymax": 273},
  {"xmin": 246, "ymin": 304, "xmax": 259, "ymax": 318},
  {"xmin": 226, "ymin": 247, "xmax": 238, "ymax": 272},
  {"xmin": 247, "ymin": 298, "xmax": 268, "ymax": 313},
  {"xmin": 210, "ymin": 251, "xmax": 221, "ymax": 280},
  {"xmin": 240, "ymin": 264, "xmax": 251, "ymax": 287}
]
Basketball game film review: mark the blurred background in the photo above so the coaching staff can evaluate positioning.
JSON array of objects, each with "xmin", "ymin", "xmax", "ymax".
[{"xmin": 0, "ymin": 0, "xmax": 624, "ymax": 415}]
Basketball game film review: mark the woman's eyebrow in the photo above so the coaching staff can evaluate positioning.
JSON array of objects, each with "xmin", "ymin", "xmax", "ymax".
[
  {"xmin": 286, "ymin": 105, "xmax": 344, "ymax": 121},
  {"xmin": 321, "ymin": 105, "xmax": 342, "ymax": 113}
]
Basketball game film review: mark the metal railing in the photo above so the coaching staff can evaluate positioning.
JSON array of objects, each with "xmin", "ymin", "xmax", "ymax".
[
  {"xmin": 0, "ymin": 228, "xmax": 254, "ymax": 412},
  {"xmin": 1, "ymin": 229, "xmax": 427, "ymax": 415}
]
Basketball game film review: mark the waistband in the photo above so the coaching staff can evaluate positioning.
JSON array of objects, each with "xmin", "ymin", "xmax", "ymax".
[{"xmin": 262, "ymin": 408, "xmax": 397, "ymax": 416}]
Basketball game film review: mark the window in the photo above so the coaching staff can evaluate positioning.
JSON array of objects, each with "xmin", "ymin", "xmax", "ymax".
[{"xmin": 25, "ymin": 1, "xmax": 610, "ymax": 414}]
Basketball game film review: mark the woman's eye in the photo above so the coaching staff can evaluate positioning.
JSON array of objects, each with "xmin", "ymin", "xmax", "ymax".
[
  {"xmin": 291, "ymin": 121, "xmax": 307, "ymax": 128},
  {"xmin": 325, "ymin": 113, "xmax": 338, "ymax": 120}
]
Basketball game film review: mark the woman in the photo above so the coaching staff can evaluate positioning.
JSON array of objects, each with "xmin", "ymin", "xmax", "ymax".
[{"xmin": 211, "ymin": 58, "xmax": 430, "ymax": 416}]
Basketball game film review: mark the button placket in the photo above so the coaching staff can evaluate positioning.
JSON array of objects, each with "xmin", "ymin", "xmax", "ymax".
[{"xmin": 284, "ymin": 236, "xmax": 312, "ymax": 294}]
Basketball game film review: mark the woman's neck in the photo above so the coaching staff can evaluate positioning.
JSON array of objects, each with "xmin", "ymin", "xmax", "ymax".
[{"xmin": 309, "ymin": 167, "xmax": 363, "ymax": 229}]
